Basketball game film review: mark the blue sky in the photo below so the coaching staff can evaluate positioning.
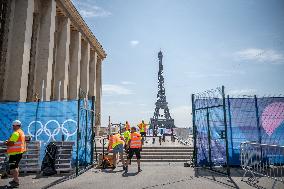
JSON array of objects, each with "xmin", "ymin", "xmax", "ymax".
[{"xmin": 72, "ymin": 0, "xmax": 284, "ymax": 128}]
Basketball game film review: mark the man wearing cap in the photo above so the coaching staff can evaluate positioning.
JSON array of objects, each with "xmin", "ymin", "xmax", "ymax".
[{"xmin": 5, "ymin": 120, "xmax": 26, "ymax": 188}]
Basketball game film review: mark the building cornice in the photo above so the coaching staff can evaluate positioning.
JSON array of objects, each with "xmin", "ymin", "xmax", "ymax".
[{"xmin": 56, "ymin": 0, "xmax": 107, "ymax": 60}]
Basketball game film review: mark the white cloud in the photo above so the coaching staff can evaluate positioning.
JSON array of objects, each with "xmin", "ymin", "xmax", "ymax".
[
  {"xmin": 235, "ymin": 48, "xmax": 284, "ymax": 64},
  {"xmin": 72, "ymin": 1, "xmax": 111, "ymax": 18},
  {"xmin": 102, "ymin": 84, "xmax": 134, "ymax": 96},
  {"xmin": 228, "ymin": 89, "xmax": 257, "ymax": 96},
  {"xmin": 171, "ymin": 106, "xmax": 192, "ymax": 128},
  {"xmin": 130, "ymin": 40, "xmax": 139, "ymax": 47},
  {"xmin": 121, "ymin": 81, "xmax": 136, "ymax": 85}
]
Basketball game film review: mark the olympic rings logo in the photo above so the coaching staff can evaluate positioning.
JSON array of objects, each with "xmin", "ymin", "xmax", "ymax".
[{"xmin": 27, "ymin": 119, "xmax": 77, "ymax": 142}]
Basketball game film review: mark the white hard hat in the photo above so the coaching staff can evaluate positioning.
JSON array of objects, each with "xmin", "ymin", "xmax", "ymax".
[{"xmin": 12, "ymin": 120, "xmax": 22, "ymax": 126}]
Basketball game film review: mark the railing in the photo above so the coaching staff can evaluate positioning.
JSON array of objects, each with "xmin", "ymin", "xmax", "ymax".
[{"xmin": 241, "ymin": 141, "xmax": 284, "ymax": 183}]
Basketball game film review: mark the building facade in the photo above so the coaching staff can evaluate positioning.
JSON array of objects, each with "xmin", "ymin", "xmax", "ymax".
[{"xmin": 0, "ymin": 0, "xmax": 106, "ymax": 135}]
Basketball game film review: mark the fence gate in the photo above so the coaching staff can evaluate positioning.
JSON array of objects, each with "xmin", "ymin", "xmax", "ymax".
[
  {"xmin": 192, "ymin": 86, "xmax": 230, "ymax": 175},
  {"xmin": 76, "ymin": 88, "xmax": 95, "ymax": 176}
]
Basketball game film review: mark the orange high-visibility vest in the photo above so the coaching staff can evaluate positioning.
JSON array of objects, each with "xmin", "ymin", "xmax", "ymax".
[
  {"xmin": 138, "ymin": 123, "xmax": 147, "ymax": 132},
  {"xmin": 111, "ymin": 134, "xmax": 124, "ymax": 148},
  {"xmin": 7, "ymin": 129, "xmax": 26, "ymax": 155},
  {"xmin": 130, "ymin": 132, "xmax": 142, "ymax": 149}
]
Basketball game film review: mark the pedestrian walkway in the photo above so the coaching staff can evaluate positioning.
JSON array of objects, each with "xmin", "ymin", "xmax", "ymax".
[{"xmin": 50, "ymin": 163, "xmax": 257, "ymax": 189}]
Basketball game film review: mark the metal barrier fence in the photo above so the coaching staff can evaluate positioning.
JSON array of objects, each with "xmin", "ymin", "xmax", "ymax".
[
  {"xmin": 76, "ymin": 89, "xmax": 95, "ymax": 176},
  {"xmin": 192, "ymin": 86, "xmax": 284, "ymax": 176},
  {"xmin": 0, "ymin": 89, "xmax": 96, "ymax": 176},
  {"xmin": 241, "ymin": 141, "xmax": 284, "ymax": 183},
  {"xmin": 192, "ymin": 86, "xmax": 230, "ymax": 175}
]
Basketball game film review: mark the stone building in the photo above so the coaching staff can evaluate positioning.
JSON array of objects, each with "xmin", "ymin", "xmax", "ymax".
[{"xmin": 0, "ymin": 0, "xmax": 106, "ymax": 134}]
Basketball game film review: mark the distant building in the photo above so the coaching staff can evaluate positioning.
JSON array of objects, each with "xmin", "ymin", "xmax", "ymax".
[{"xmin": 0, "ymin": 0, "xmax": 106, "ymax": 135}]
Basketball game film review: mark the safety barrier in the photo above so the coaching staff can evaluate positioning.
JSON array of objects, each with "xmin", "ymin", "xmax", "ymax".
[{"xmin": 241, "ymin": 141, "xmax": 284, "ymax": 183}]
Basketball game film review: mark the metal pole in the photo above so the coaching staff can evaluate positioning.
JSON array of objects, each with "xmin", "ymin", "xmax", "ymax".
[
  {"xmin": 206, "ymin": 108, "xmax": 212, "ymax": 168},
  {"xmin": 84, "ymin": 96, "xmax": 88, "ymax": 167},
  {"xmin": 34, "ymin": 99, "xmax": 40, "ymax": 140},
  {"xmin": 222, "ymin": 86, "xmax": 230, "ymax": 176},
  {"xmin": 108, "ymin": 116, "xmax": 111, "ymax": 136},
  {"xmin": 91, "ymin": 96, "xmax": 95, "ymax": 163},
  {"xmin": 254, "ymin": 95, "xmax": 263, "ymax": 161},
  {"xmin": 227, "ymin": 95, "xmax": 233, "ymax": 158},
  {"xmin": 191, "ymin": 94, "xmax": 197, "ymax": 166},
  {"xmin": 119, "ymin": 123, "xmax": 122, "ymax": 134},
  {"xmin": 76, "ymin": 94, "xmax": 80, "ymax": 176},
  {"xmin": 254, "ymin": 95, "xmax": 261, "ymax": 144},
  {"xmin": 41, "ymin": 80, "xmax": 44, "ymax": 101}
]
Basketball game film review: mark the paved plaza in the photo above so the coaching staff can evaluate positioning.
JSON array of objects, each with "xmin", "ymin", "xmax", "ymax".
[{"xmin": 1, "ymin": 162, "xmax": 283, "ymax": 189}]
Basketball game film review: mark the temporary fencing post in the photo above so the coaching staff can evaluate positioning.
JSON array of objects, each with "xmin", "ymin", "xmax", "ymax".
[
  {"xmin": 191, "ymin": 94, "xmax": 197, "ymax": 166},
  {"xmin": 91, "ymin": 96, "xmax": 95, "ymax": 163},
  {"xmin": 84, "ymin": 97, "xmax": 88, "ymax": 167},
  {"xmin": 76, "ymin": 95, "xmax": 81, "ymax": 176},
  {"xmin": 222, "ymin": 86, "xmax": 230, "ymax": 176},
  {"xmin": 34, "ymin": 99, "xmax": 40, "ymax": 140},
  {"xmin": 227, "ymin": 95, "xmax": 234, "ymax": 159},
  {"xmin": 206, "ymin": 108, "xmax": 212, "ymax": 168},
  {"xmin": 254, "ymin": 95, "xmax": 261, "ymax": 144}
]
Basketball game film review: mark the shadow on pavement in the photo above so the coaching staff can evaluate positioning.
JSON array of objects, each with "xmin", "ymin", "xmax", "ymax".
[
  {"xmin": 194, "ymin": 167, "xmax": 240, "ymax": 189},
  {"xmin": 194, "ymin": 167, "xmax": 284, "ymax": 189},
  {"xmin": 122, "ymin": 172, "xmax": 138, "ymax": 177}
]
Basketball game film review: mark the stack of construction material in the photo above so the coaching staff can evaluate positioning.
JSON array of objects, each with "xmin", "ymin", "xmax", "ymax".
[
  {"xmin": 20, "ymin": 141, "xmax": 41, "ymax": 173},
  {"xmin": 0, "ymin": 142, "xmax": 8, "ymax": 176},
  {"xmin": 53, "ymin": 141, "xmax": 74, "ymax": 173}
]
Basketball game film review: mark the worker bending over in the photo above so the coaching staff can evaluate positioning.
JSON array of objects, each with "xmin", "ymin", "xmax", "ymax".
[{"xmin": 109, "ymin": 131, "xmax": 126, "ymax": 170}]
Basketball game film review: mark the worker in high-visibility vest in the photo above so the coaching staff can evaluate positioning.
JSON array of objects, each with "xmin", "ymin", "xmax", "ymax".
[
  {"xmin": 109, "ymin": 131, "xmax": 126, "ymax": 170},
  {"xmin": 138, "ymin": 120, "xmax": 148, "ymax": 142},
  {"xmin": 125, "ymin": 121, "xmax": 130, "ymax": 131},
  {"xmin": 123, "ymin": 128, "xmax": 131, "ymax": 164},
  {"xmin": 5, "ymin": 120, "xmax": 26, "ymax": 188},
  {"xmin": 125, "ymin": 127, "xmax": 142, "ymax": 173},
  {"xmin": 123, "ymin": 129, "xmax": 131, "ymax": 145}
]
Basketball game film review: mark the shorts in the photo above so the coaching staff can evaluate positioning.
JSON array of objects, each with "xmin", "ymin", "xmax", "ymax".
[
  {"xmin": 127, "ymin": 148, "xmax": 141, "ymax": 160},
  {"xmin": 140, "ymin": 132, "xmax": 146, "ymax": 137},
  {"xmin": 9, "ymin": 153, "xmax": 23, "ymax": 170},
  {"xmin": 112, "ymin": 144, "xmax": 124, "ymax": 153}
]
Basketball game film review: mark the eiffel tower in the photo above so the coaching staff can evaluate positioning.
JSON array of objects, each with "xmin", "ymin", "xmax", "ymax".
[{"xmin": 150, "ymin": 51, "xmax": 175, "ymax": 133}]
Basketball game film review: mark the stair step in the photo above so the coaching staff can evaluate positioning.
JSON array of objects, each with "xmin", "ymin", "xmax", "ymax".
[
  {"xmin": 96, "ymin": 146, "xmax": 192, "ymax": 150},
  {"xmin": 132, "ymin": 159, "xmax": 190, "ymax": 162},
  {"xmin": 123, "ymin": 156, "xmax": 191, "ymax": 159},
  {"xmin": 94, "ymin": 149, "xmax": 193, "ymax": 154}
]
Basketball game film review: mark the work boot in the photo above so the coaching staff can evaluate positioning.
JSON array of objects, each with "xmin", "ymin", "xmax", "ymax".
[
  {"xmin": 138, "ymin": 167, "xmax": 142, "ymax": 172},
  {"xmin": 9, "ymin": 180, "xmax": 17, "ymax": 185},
  {"xmin": 9, "ymin": 181, "xmax": 19, "ymax": 188}
]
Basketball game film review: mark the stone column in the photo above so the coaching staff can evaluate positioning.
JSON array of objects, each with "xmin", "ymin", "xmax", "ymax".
[
  {"xmin": 80, "ymin": 40, "xmax": 90, "ymax": 96},
  {"xmin": 53, "ymin": 16, "xmax": 70, "ymax": 100},
  {"xmin": 34, "ymin": 0, "xmax": 56, "ymax": 101},
  {"xmin": 95, "ymin": 58, "xmax": 102, "ymax": 136},
  {"xmin": 88, "ymin": 50, "xmax": 97, "ymax": 98},
  {"xmin": 2, "ymin": 0, "xmax": 34, "ymax": 102},
  {"xmin": 68, "ymin": 30, "xmax": 81, "ymax": 99}
]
